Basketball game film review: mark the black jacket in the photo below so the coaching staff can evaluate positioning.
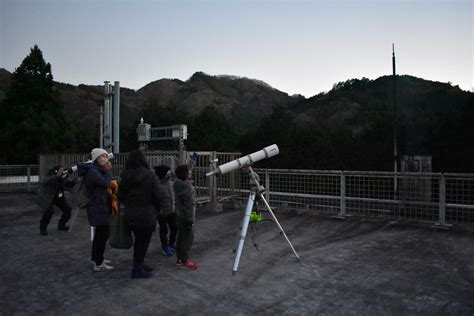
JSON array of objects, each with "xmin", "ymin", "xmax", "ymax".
[
  {"xmin": 83, "ymin": 164, "xmax": 113, "ymax": 226},
  {"xmin": 118, "ymin": 166, "xmax": 161, "ymax": 227},
  {"xmin": 38, "ymin": 169, "xmax": 75, "ymax": 210}
]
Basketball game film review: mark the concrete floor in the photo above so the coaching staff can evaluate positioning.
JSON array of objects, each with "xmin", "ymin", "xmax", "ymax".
[{"xmin": 1, "ymin": 192, "xmax": 473, "ymax": 315}]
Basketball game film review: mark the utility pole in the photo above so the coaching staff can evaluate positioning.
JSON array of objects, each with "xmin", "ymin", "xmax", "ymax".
[{"xmin": 392, "ymin": 43, "xmax": 398, "ymax": 193}]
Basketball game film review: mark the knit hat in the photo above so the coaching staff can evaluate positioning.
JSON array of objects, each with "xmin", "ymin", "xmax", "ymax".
[
  {"xmin": 154, "ymin": 165, "xmax": 171, "ymax": 180},
  {"xmin": 91, "ymin": 148, "xmax": 108, "ymax": 162}
]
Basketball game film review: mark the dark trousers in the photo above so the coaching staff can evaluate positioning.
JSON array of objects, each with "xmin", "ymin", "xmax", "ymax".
[
  {"xmin": 176, "ymin": 217, "xmax": 194, "ymax": 262},
  {"xmin": 91, "ymin": 225, "xmax": 109, "ymax": 265},
  {"xmin": 130, "ymin": 225, "xmax": 154, "ymax": 264},
  {"xmin": 40, "ymin": 196, "xmax": 72, "ymax": 230},
  {"xmin": 157, "ymin": 213, "xmax": 178, "ymax": 248}
]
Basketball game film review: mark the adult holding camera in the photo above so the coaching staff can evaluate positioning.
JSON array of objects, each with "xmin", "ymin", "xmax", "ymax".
[{"xmin": 38, "ymin": 165, "xmax": 76, "ymax": 236}]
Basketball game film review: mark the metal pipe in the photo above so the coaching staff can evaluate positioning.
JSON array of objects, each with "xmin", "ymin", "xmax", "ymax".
[{"xmin": 113, "ymin": 81, "xmax": 120, "ymax": 153}]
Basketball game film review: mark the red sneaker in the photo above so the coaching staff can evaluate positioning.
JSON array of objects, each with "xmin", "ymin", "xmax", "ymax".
[{"xmin": 179, "ymin": 259, "xmax": 198, "ymax": 270}]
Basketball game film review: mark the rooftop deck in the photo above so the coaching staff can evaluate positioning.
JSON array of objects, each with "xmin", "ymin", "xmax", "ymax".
[{"xmin": 1, "ymin": 192, "xmax": 473, "ymax": 315}]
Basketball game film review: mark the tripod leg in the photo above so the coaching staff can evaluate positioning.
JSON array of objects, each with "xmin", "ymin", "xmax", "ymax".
[
  {"xmin": 68, "ymin": 207, "xmax": 79, "ymax": 232},
  {"xmin": 258, "ymin": 193, "xmax": 301, "ymax": 261},
  {"xmin": 232, "ymin": 190, "xmax": 256, "ymax": 275}
]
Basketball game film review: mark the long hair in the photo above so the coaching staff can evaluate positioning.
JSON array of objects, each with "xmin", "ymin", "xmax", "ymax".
[{"xmin": 125, "ymin": 150, "xmax": 150, "ymax": 170}]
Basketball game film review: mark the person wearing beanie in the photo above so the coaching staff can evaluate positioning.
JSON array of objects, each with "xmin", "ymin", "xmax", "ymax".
[
  {"xmin": 38, "ymin": 165, "xmax": 76, "ymax": 236},
  {"xmin": 154, "ymin": 165, "xmax": 178, "ymax": 256},
  {"xmin": 83, "ymin": 148, "xmax": 114, "ymax": 272}
]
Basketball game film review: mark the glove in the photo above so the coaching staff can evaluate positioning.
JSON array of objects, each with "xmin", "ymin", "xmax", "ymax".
[{"xmin": 190, "ymin": 152, "xmax": 198, "ymax": 162}]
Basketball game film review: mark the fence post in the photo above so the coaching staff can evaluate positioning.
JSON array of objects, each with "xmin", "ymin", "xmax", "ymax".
[
  {"xmin": 39, "ymin": 155, "xmax": 44, "ymax": 183},
  {"xmin": 230, "ymin": 155, "xmax": 235, "ymax": 196},
  {"xmin": 332, "ymin": 171, "xmax": 349, "ymax": 220},
  {"xmin": 209, "ymin": 151, "xmax": 217, "ymax": 207},
  {"xmin": 179, "ymin": 150, "xmax": 187, "ymax": 165},
  {"xmin": 433, "ymin": 173, "xmax": 452, "ymax": 229},
  {"xmin": 265, "ymin": 169, "xmax": 270, "ymax": 205},
  {"xmin": 27, "ymin": 166, "xmax": 31, "ymax": 192}
]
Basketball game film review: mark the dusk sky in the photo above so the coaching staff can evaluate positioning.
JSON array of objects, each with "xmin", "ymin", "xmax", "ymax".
[{"xmin": 1, "ymin": 0, "xmax": 472, "ymax": 97}]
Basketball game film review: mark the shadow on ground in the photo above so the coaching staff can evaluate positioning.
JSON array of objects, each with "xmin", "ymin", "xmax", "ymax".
[{"xmin": 0, "ymin": 192, "xmax": 473, "ymax": 315}]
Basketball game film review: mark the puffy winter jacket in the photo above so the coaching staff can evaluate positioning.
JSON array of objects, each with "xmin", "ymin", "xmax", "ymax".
[
  {"xmin": 83, "ymin": 164, "xmax": 113, "ymax": 226},
  {"xmin": 157, "ymin": 179, "xmax": 175, "ymax": 215},
  {"xmin": 118, "ymin": 166, "xmax": 161, "ymax": 227},
  {"xmin": 173, "ymin": 179, "xmax": 196, "ymax": 223}
]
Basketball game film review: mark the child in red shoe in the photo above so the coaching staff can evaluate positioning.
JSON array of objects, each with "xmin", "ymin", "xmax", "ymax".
[{"xmin": 173, "ymin": 164, "xmax": 198, "ymax": 270}]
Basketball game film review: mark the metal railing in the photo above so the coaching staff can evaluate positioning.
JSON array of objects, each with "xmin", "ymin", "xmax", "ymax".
[
  {"xmin": 227, "ymin": 169, "xmax": 474, "ymax": 225},
  {"xmin": 0, "ymin": 165, "xmax": 40, "ymax": 192},
  {"xmin": 3, "ymin": 155, "xmax": 473, "ymax": 226},
  {"xmin": 38, "ymin": 151, "xmax": 242, "ymax": 203}
]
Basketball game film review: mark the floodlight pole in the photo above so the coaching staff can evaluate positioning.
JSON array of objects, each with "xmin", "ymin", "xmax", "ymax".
[{"xmin": 392, "ymin": 44, "xmax": 398, "ymax": 194}]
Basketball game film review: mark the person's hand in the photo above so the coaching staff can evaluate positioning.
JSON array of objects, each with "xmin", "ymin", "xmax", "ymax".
[{"xmin": 56, "ymin": 167, "xmax": 65, "ymax": 177}]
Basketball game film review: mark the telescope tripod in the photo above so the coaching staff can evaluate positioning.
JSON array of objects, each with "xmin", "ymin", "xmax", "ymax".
[{"xmin": 232, "ymin": 166, "xmax": 301, "ymax": 274}]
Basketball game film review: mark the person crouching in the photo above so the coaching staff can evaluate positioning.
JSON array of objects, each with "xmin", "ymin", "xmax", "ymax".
[{"xmin": 38, "ymin": 165, "xmax": 76, "ymax": 236}]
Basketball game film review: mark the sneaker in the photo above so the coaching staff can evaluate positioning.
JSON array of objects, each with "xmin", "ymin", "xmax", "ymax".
[
  {"xmin": 57, "ymin": 225, "xmax": 70, "ymax": 231},
  {"xmin": 40, "ymin": 229, "xmax": 48, "ymax": 236},
  {"xmin": 93, "ymin": 262, "xmax": 114, "ymax": 272},
  {"xmin": 168, "ymin": 244, "xmax": 176, "ymax": 252},
  {"xmin": 178, "ymin": 259, "xmax": 198, "ymax": 270},
  {"xmin": 91, "ymin": 259, "xmax": 111, "ymax": 265},
  {"xmin": 161, "ymin": 246, "xmax": 173, "ymax": 257}
]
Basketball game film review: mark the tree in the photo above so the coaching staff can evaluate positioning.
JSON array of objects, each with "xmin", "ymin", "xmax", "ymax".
[
  {"xmin": 188, "ymin": 106, "xmax": 238, "ymax": 151},
  {"xmin": 0, "ymin": 45, "xmax": 71, "ymax": 163}
]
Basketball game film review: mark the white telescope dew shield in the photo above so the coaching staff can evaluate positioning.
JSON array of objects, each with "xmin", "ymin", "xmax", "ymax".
[
  {"xmin": 206, "ymin": 144, "xmax": 279, "ymax": 177},
  {"xmin": 71, "ymin": 152, "xmax": 114, "ymax": 173}
]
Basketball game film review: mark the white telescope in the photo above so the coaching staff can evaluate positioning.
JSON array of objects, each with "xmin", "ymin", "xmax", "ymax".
[
  {"xmin": 70, "ymin": 152, "xmax": 114, "ymax": 173},
  {"xmin": 206, "ymin": 144, "xmax": 279, "ymax": 177}
]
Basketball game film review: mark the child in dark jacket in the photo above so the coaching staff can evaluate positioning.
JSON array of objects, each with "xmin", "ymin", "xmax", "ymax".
[
  {"xmin": 154, "ymin": 165, "xmax": 178, "ymax": 256},
  {"xmin": 38, "ymin": 165, "xmax": 76, "ymax": 235},
  {"xmin": 174, "ymin": 164, "xmax": 198, "ymax": 270},
  {"xmin": 154, "ymin": 154, "xmax": 197, "ymax": 257}
]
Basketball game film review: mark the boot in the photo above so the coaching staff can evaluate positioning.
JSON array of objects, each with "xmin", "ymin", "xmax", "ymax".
[
  {"xmin": 131, "ymin": 262, "xmax": 153, "ymax": 278},
  {"xmin": 142, "ymin": 263, "xmax": 154, "ymax": 272}
]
